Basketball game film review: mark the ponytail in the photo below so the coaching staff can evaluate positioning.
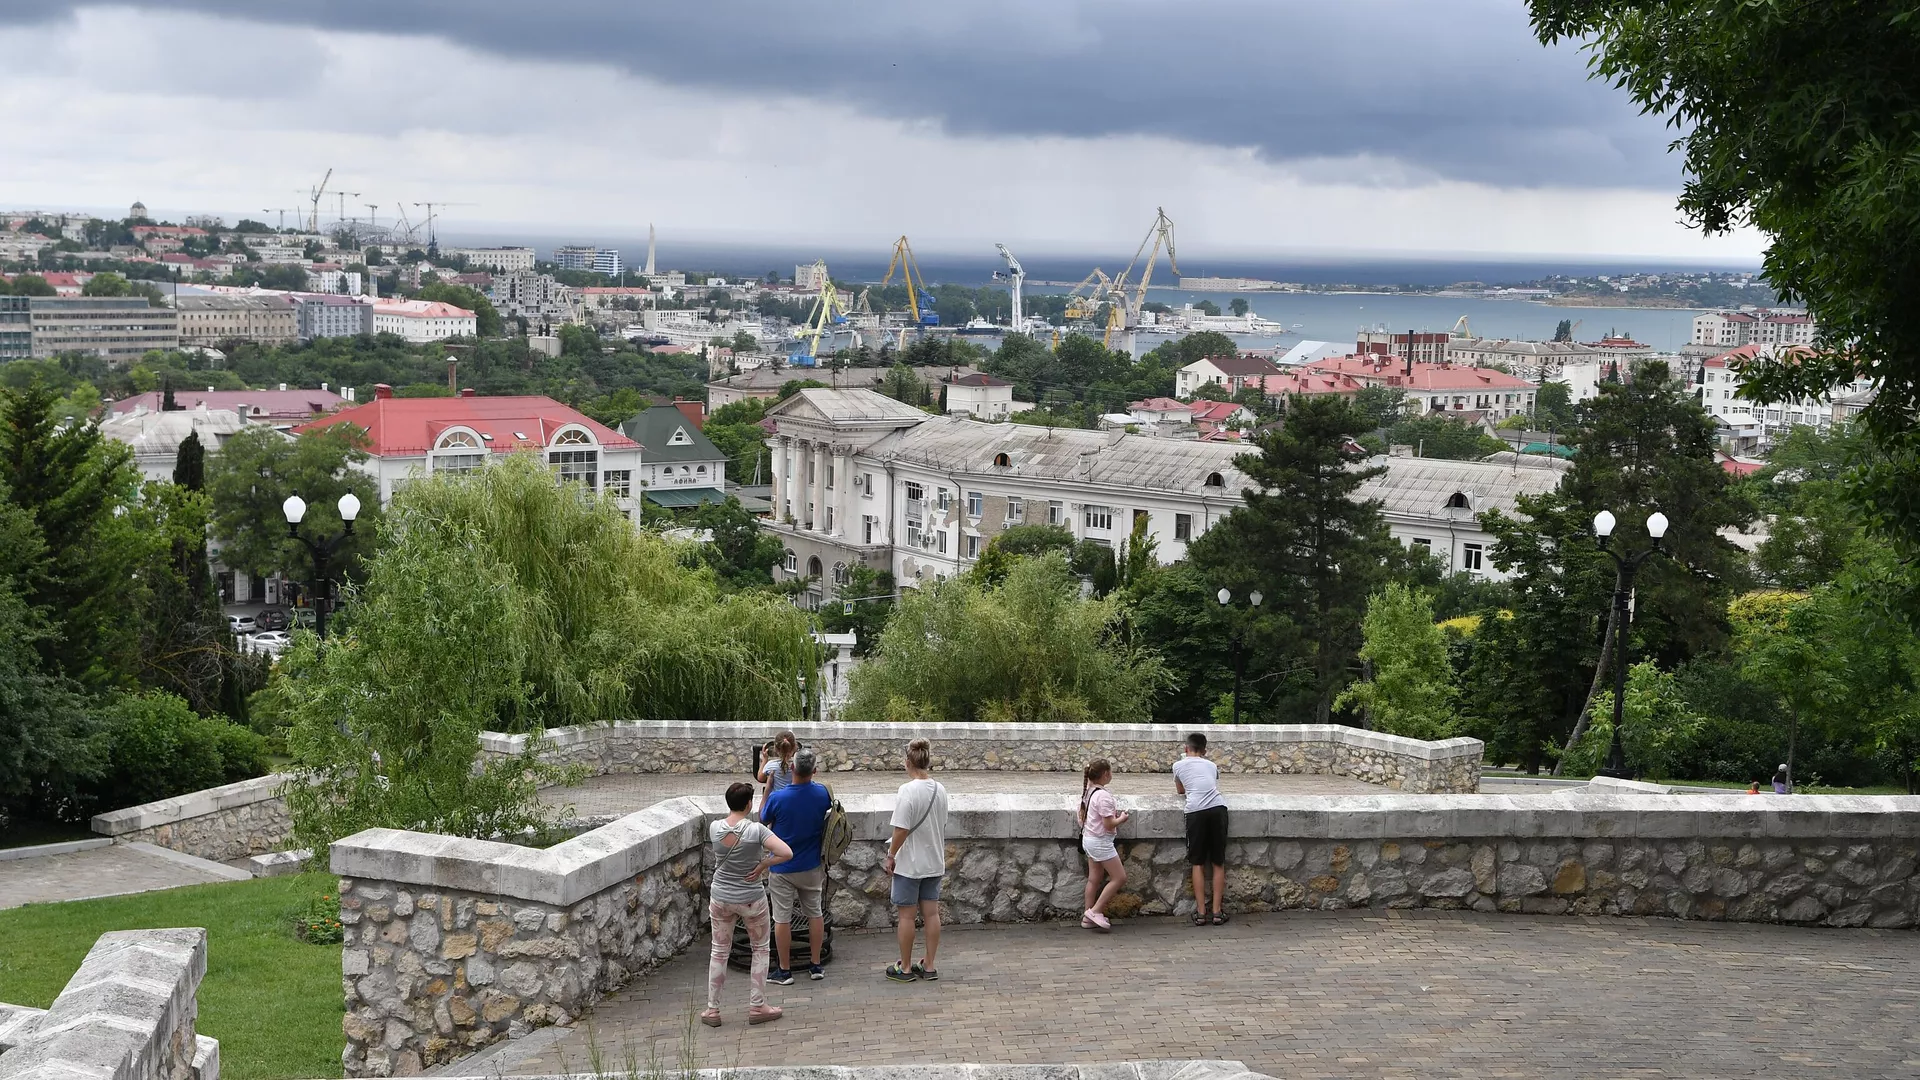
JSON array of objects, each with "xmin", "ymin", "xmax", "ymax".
[{"xmin": 1080, "ymin": 759, "xmax": 1111, "ymax": 825}]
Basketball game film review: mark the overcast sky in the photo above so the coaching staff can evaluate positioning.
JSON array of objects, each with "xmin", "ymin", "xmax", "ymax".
[{"xmin": 1, "ymin": 2, "xmax": 1763, "ymax": 262}]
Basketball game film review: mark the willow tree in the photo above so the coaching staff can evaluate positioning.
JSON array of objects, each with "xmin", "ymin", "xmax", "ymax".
[
  {"xmin": 843, "ymin": 552, "xmax": 1170, "ymax": 724},
  {"xmin": 275, "ymin": 453, "xmax": 815, "ymax": 851}
]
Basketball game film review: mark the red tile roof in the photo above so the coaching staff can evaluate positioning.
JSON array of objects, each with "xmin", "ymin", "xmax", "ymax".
[
  {"xmin": 1290, "ymin": 355, "xmax": 1537, "ymax": 393},
  {"xmin": 1188, "ymin": 400, "xmax": 1248, "ymax": 422},
  {"xmin": 295, "ymin": 393, "xmax": 638, "ymax": 457},
  {"xmin": 109, "ymin": 389, "xmax": 347, "ymax": 421},
  {"xmin": 1128, "ymin": 397, "xmax": 1188, "ymax": 413},
  {"xmin": 1721, "ymin": 458, "xmax": 1764, "ymax": 476}
]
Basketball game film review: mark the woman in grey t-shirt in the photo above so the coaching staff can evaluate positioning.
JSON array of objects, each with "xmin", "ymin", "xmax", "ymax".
[{"xmin": 705, "ymin": 781, "xmax": 793, "ymax": 1028}]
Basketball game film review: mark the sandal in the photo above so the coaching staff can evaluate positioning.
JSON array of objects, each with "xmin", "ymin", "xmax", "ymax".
[
  {"xmin": 1212, "ymin": 913, "xmax": 1231, "ymax": 926},
  {"xmin": 699, "ymin": 1008, "xmax": 721, "ymax": 1028},
  {"xmin": 1191, "ymin": 912, "xmax": 1209, "ymax": 927}
]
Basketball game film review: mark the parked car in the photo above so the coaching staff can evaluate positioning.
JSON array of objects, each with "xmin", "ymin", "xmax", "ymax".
[
  {"xmin": 290, "ymin": 608, "xmax": 317, "ymax": 629},
  {"xmin": 244, "ymin": 631, "xmax": 290, "ymax": 655},
  {"xmin": 255, "ymin": 608, "xmax": 291, "ymax": 631},
  {"xmin": 228, "ymin": 614, "xmax": 257, "ymax": 634}
]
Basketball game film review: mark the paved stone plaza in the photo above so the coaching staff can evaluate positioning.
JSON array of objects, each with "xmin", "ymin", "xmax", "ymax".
[
  {"xmin": 541, "ymin": 771, "xmax": 1378, "ymax": 818},
  {"xmin": 0, "ymin": 844, "xmax": 235, "ymax": 909},
  {"xmin": 465, "ymin": 910, "xmax": 1920, "ymax": 1080}
]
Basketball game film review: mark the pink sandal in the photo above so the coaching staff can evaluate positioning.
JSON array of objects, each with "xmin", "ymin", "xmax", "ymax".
[
  {"xmin": 700, "ymin": 1008, "xmax": 721, "ymax": 1028},
  {"xmin": 748, "ymin": 1005, "xmax": 783, "ymax": 1025}
]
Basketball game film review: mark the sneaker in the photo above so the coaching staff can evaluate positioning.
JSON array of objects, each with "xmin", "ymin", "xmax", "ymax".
[
  {"xmin": 809, "ymin": 964, "xmax": 825, "ymax": 981},
  {"xmin": 747, "ymin": 1005, "xmax": 783, "ymax": 1025},
  {"xmin": 885, "ymin": 963, "xmax": 918, "ymax": 983},
  {"xmin": 768, "ymin": 967, "xmax": 795, "ymax": 986},
  {"xmin": 910, "ymin": 960, "xmax": 939, "ymax": 981},
  {"xmin": 1086, "ymin": 910, "xmax": 1112, "ymax": 932}
]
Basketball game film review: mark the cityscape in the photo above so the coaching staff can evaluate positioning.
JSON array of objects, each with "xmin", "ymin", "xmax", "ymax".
[{"xmin": 1, "ymin": 4, "xmax": 1917, "ymax": 1080}]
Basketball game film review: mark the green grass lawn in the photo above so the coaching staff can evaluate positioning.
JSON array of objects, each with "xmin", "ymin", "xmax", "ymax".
[{"xmin": 0, "ymin": 872, "xmax": 343, "ymax": 1079}]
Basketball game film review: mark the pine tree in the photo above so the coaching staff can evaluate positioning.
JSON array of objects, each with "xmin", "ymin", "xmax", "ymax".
[{"xmin": 172, "ymin": 430, "xmax": 205, "ymax": 491}]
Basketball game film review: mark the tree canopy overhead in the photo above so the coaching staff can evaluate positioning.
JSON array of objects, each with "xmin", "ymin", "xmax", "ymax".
[{"xmin": 1528, "ymin": 1, "xmax": 1920, "ymax": 553}]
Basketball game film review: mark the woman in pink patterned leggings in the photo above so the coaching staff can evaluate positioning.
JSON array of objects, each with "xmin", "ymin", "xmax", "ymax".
[{"xmin": 704, "ymin": 781, "xmax": 793, "ymax": 1027}]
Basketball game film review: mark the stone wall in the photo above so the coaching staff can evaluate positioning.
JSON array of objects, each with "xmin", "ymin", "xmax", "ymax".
[
  {"xmin": 481, "ymin": 720, "xmax": 1484, "ymax": 794},
  {"xmin": 0, "ymin": 928, "xmax": 220, "ymax": 1080},
  {"xmin": 91, "ymin": 774, "xmax": 293, "ymax": 862},
  {"xmin": 331, "ymin": 788, "xmax": 1919, "ymax": 1076}
]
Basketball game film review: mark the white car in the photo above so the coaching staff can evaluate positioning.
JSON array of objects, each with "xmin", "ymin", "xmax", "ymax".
[
  {"xmin": 228, "ymin": 614, "xmax": 257, "ymax": 634},
  {"xmin": 245, "ymin": 630, "xmax": 290, "ymax": 653}
]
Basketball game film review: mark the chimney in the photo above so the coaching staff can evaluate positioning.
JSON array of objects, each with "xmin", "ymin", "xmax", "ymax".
[
  {"xmin": 278, "ymin": 382, "xmax": 287, "ymax": 392},
  {"xmin": 320, "ymin": 382, "xmax": 329, "ymax": 393},
  {"xmin": 447, "ymin": 359, "xmax": 459, "ymax": 393},
  {"xmin": 460, "ymin": 387, "xmax": 476, "ymax": 397},
  {"xmin": 373, "ymin": 383, "xmax": 393, "ymax": 400}
]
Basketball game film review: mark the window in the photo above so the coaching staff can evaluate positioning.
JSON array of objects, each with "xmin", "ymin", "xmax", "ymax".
[
  {"xmin": 826, "ymin": 463, "xmax": 835, "ymax": 488},
  {"xmin": 548, "ymin": 429, "xmax": 598, "ymax": 489},
  {"xmin": 1204, "ymin": 472, "xmax": 1224, "ymax": 488},
  {"xmin": 864, "ymin": 515, "xmax": 875, "ymax": 544},
  {"xmin": 993, "ymin": 452, "xmax": 1010, "ymax": 467},
  {"xmin": 904, "ymin": 481, "xmax": 923, "ymax": 502},
  {"xmin": 1445, "ymin": 491, "xmax": 1471, "ymax": 510},
  {"xmin": 696, "ymin": 464, "xmax": 707, "ymax": 476},
  {"xmin": 967, "ymin": 491, "xmax": 983, "ymax": 518},
  {"xmin": 432, "ymin": 430, "xmax": 486, "ymax": 475},
  {"xmin": 826, "ymin": 506, "xmax": 834, "ymax": 531},
  {"xmin": 832, "ymin": 562, "xmax": 848, "ymax": 586},
  {"xmin": 1084, "ymin": 505, "xmax": 1113, "ymax": 531},
  {"xmin": 863, "ymin": 472, "xmax": 876, "ymax": 497},
  {"xmin": 784, "ymin": 551, "xmax": 797, "ymax": 573},
  {"xmin": 1174, "ymin": 513, "xmax": 1192, "ymax": 541},
  {"xmin": 906, "ymin": 521, "xmax": 923, "ymax": 548},
  {"xmin": 1462, "ymin": 543, "xmax": 1484, "ymax": 573},
  {"xmin": 1048, "ymin": 501, "xmax": 1063, "ymax": 526},
  {"xmin": 1413, "ymin": 537, "xmax": 1432, "ymax": 549},
  {"xmin": 1006, "ymin": 501, "xmax": 1025, "ymax": 525},
  {"xmin": 965, "ymin": 534, "xmax": 980, "ymax": 558},
  {"xmin": 936, "ymin": 530, "xmax": 948, "ymax": 554},
  {"xmin": 936, "ymin": 487, "xmax": 951, "ymax": 512},
  {"xmin": 604, "ymin": 469, "xmax": 632, "ymax": 497}
]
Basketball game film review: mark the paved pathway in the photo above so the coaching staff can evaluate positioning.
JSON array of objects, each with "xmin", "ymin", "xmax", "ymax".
[
  {"xmin": 542, "ymin": 771, "xmax": 1377, "ymax": 818},
  {"xmin": 471, "ymin": 910, "xmax": 1920, "ymax": 1079},
  {"xmin": 0, "ymin": 844, "xmax": 234, "ymax": 909}
]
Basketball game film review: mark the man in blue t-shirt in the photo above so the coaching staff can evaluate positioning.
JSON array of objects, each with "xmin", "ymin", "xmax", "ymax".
[{"xmin": 761, "ymin": 748, "xmax": 832, "ymax": 984}]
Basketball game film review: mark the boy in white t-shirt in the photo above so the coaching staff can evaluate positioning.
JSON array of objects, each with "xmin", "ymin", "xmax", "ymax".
[{"xmin": 1172, "ymin": 732, "xmax": 1229, "ymax": 926}]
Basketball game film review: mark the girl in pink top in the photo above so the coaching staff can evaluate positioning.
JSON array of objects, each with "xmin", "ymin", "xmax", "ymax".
[{"xmin": 1078, "ymin": 759, "xmax": 1130, "ymax": 932}]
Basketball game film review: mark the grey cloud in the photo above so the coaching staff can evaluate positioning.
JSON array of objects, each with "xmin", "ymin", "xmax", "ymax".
[{"xmin": 31, "ymin": 0, "xmax": 1678, "ymax": 189}]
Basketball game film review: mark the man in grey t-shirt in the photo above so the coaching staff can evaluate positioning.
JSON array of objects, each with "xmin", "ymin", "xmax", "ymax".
[{"xmin": 884, "ymin": 738, "xmax": 948, "ymax": 982}]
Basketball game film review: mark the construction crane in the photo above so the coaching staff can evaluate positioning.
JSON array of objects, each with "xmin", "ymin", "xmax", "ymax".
[
  {"xmin": 364, "ymin": 203, "xmax": 380, "ymax": 229},
  {"xmin": 992, "ymin": 243, "xmax": 1025, "ymax": 333},
  {"xmin": 1064, "ymin": 269, "xmax": 1124, "ymax": 348},
  {"xmin": 411, "ymin": 201, "xmax": 476, "ymax": 247},
  {"xmin": 881, "ymin": 235, "xmax": 940, "ymax": 328},
  {"xmin": 791, "ymin": 259, "xmax": 849, "ymax": 365},
  {"xmin": 304, "ymin": 168, "xmax": 332, "ymax": 232},
  {"xmin": 261, "ymin": 208, "xmax": 296, "ymax": 231},
  {"xmin": 334, "ymin": 191, "xmax": 360, "ymax": 226},
  {"xmin": 1449, "ymin": 315, "xmax": 1472, "ymax": 340},
  {"xmin": 1111, "ymin": 207, "xmax": 1178, "ymax": 356}
]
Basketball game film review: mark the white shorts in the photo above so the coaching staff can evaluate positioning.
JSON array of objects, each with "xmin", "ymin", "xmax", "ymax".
[{"xmin": 1082, "ymin": 833, "xmax": 1118, "ymax": 863}]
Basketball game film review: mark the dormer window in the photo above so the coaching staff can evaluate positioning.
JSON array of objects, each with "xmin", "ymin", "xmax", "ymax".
[
  {"xmin": 1204, "ymin": 472, "xmax": 1225, "ymax": 488},
  {"xmin": 668, "ymin": 426, "xmax": 693, "ymax": 446},
  {"xmin": 1446, "ymin": 491, "xmax": 1472, "ymax": 510},
  {"xmin": 993, "ymin": 452, "xmax": 1011, "ymax": 467},
  {"xmin": 433, "ymin": 430, "xmax": 485, "ymax": 475}
]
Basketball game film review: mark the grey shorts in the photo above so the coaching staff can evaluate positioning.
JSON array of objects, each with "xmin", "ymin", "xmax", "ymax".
[
  {"xmin": 890, "ymin": 873, "xmax": 943, "ymax": 907},
  {"xmin": 768, "ymin": 867, "xmax": 825, "ymax": 922}
]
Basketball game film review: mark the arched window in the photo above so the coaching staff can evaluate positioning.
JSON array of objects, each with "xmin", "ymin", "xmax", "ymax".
[
  {"xmin": 433, "ymin": 430, "xmax": 485, "ymax": 475},
  {"xmin": 1446, "ymin": 491, "xmax": 1471, "ymax": 510},
  {"xmin": 993, "ymin": 452, "xmax": 1010, "ymax": 467},
  {"xmin": 807, "ymin": 555, "xmax": 823, "ymax": 579},
  {"xmin": 548, "ymin": 428, "xmax": 598, "ymax": 489},
  {"xmin": 1204, "ymin": 472, "xmax": 1225, "ymax": 488},
  {"xmin": 832, "ymin": 562, "xmax": 848, "ymax": 586}
]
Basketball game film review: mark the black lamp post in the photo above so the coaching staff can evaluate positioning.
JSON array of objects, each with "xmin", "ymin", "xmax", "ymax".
[
  {"xmin": 1216, "ymin": 587, "xmax": 1264, "ymax": 725},
  {"xmin": 283, "ymin": 492, "xmax": 361, "ymax": 639},
  {"xmin": 1592, "ymin": 508, "xmax": 1669, "ymax": 779}
]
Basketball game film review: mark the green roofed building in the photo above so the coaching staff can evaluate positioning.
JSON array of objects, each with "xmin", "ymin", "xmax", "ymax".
[{"xmin": 618, "ymin": 404, "xmax": 731, "ymax": 507}]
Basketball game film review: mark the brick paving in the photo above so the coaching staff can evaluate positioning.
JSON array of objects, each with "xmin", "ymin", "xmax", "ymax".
[
  {"xmin": 473, "ymin": 910, "xmax": 1920, "ymax": 1079},
  {"xmin": 542, "ymin": 771, "xmax": 1378, "ymax": 818},
  {"xmin": 0, "ymin": 844, "xmax": 232, "ymax": 908}
]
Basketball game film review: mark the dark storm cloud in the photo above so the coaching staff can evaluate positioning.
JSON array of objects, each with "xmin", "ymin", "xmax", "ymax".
[{"xmin": 32, "ymin": 0, "xmax": 1677, "ymax": 189}]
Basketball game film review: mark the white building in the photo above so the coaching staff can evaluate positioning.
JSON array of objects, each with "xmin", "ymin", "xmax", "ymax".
[
  {"xmin": 1691, "ymin": 309, "xmax": 1816, "ymax": 351},
  {"xmin": 554, "ymin": 246, "xmax": 621, "ymax": 275},
  {"xmin": 306, "ymin": 268, "xmax": 363, "ymax": 295},
  {"xmin": 298, "ymin": 294, "xmax": 373, "ymax": 339},
  {"xmin": 760, "ymin": 388, "xmax": 1551, "ymax": 603},
  {"xmin": 1688, "ymin": 345, "xmax": 1873, "ymax": 450},
  {"xmin": 794, "ymin": 263, "xmax": 829, "ymax": 291},
  {"xmin": 296, "ymin": 387, "xmax": 644, "ymax": 513},
  {"xmin": 1357, "ymin": 455, "xmax": 1567, "ymax": 578},
  {"xmin": 97, "ymin": 404, "xmax": 251, "ymax": 483},
  {"xmin": 1174, "ymin": 354, "xmax": 1282, "ymax": 398},
  {"xmin": 371, "ymin": 298, "xmax": 477, "ymax": 342},
  {"xmin": 444, "ymin": 246, "xmax": 536, "ymax": 273},
  {"xmin": 489, "ymin": 271, "xmax": 578, "ymax": 330},
  {"xmin": 942, "ymin": 373, "xmax": 1015, "ymax": 420},
  {"xmin": 1273, "ymin": 340, "xmax": 1348, "ymax": 367},
  {"xmin": 1445, "ymin": 338, "xmax": 1604, "ymax": 381}
]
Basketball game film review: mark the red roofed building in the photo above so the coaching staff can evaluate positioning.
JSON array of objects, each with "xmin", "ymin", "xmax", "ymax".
[
  {"xmin": 1261, "ymin": 354, "xmax": 1538, "ymax": 421},
  {"xmin": 1174, "ymin": 353, "xmax": 1282, "ymax": 398},
  {"xmin": 295, "ymin": 386, "xmax": 643, "ymax": 512},
  {"xmin": 109, "ymin": 387, "xmax": 346, "ymax": 423}
]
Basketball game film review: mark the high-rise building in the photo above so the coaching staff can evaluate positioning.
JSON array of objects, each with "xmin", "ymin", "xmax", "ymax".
[{"xmin": 553, "ymin": 246, "xmax": 621, "ymax": 275}]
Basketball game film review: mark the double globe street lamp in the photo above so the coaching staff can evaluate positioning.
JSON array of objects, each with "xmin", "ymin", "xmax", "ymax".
[
  {"xmin": 1216, "ymin": 588, "xmax": 1263, "ymax": 725},
  {"xmin": 283, "ymin": 492, "xmax": 361, "ymax": 640},
  {"xmin": 1592, "ymin": 508, "xmax": 1669, "ymax": 779}
]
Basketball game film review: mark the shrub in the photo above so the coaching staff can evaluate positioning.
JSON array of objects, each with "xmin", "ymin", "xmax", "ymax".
[{"xmin": 81, "ymin": 691, "xmax": 269, "ymax": 813}]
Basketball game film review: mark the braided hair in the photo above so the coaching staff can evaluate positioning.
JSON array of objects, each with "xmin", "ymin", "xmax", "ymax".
[{"xmin": 1080, "ymin": 759, "xmax": 1112, "ymax": 826}]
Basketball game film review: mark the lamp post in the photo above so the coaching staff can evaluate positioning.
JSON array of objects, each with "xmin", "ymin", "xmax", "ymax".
[
  {"xmin": 1592, "ymin": 509, "xmax": 1669, "ymax": 779},
  {"xmin": 283, "ymin": 492, "xmax": 361, "ymax": 640},
  {"xmin": 1216, "ymin": 587, "xmax": 1264, "ymax": 725}
]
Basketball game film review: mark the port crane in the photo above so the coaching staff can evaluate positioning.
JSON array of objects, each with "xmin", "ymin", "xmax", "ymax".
[
  {"xmin": 303, "ymin": 168, "xmax": 332, "ymax": 232},
  {"xmin": 791, "ymin": 259, "xmax": 849, "ymax": 365},
  {"xmin": 261, "ymin": 208, "xmax": 296, "ymax": 230},
  {"xmin": 993, "ymin": 243, "xmax": 1026, "ymax": 334},
  {"xmin": 1111, "ymin": 207, "xmax": 1178, "ymax": 356},
  {"xmin": 881, "ymin": 235, "xmax": 940, "ymax": 329},
  {"xmin": 1064, "ymin": 269, "xmax": 1124, "ymax": 349},
  {"xmin": 411, "ymin": 201, "xmax": 476, "ymax": 247}
]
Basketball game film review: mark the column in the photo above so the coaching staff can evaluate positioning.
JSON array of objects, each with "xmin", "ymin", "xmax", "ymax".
[
  {"xmin": 811, "ymin": 443, "xmax": 828, "ymax": 534},
  {"xmin": 833, "ymin": 449, "xmax": 852, "ymax": 537},
  {"xmin": 769, "ymin": 436, "xmax": 787, "ymax": 521}
]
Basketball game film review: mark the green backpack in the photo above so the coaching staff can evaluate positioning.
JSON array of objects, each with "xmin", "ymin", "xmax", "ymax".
[{"xmin": 821, "ymin": 785, "xmax": 854, "ymax": 867}]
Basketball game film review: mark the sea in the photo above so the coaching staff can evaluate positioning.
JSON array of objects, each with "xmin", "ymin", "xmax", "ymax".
[{"xmin": 441, "ymin": 232, "xmax": 1763, "ymax": 354}]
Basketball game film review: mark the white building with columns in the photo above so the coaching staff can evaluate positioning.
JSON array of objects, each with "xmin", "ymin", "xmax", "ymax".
[{"xmin": 761, "ymin": 388, "xmax": 1552, "ymax": 604}]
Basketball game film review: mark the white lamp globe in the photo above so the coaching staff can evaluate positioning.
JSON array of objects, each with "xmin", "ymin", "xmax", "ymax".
[
  {"xmin": 338, "ymin": 492, "xmax": 362, "ymax": 522},
  {"xmin": 283, "ymin": 494, "xmax": 307, "ymax": 525},
  {"xmin": 1592, "ymin": 509, "xmax": 1616, "ymax": 538},
  {"xmin": 1249, "ymin": 590, "xmax": 1264, "ymax": 607},
  {"xmin": 1646, "ymin": 511, "xmax": 1670, "ymax": 539},
  {"xmin": 1216, "ymin": 588, "xmax": 1231, "ymax": 606}
]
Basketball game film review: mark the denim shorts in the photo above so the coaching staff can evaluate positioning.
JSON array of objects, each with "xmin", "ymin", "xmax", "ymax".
[{"xmin": 890, "ymin": 873, "xmax": 943, "ymax": 906}]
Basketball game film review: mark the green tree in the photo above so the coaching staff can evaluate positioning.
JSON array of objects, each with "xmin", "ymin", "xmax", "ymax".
[
  {"xmin": 204, "ymin": 425, "xmax": 381, "ymax": 584},
  {"xmin": 1553, "ymin": 319, "xmax": 1574, "ymax": 343},
  {"xmin": 705, "ymin": 397, "xmax": 773, "ymax": 484},
  {"xmin": 1229, "ymin": 298, "xmax": 1250, "ymax": 317},
  {"xmin": 416, "ymin": 282, "xmax": 501, "ymax": 337},
  {"xmin": 1352, "ymin": 385, "xmax": 1408, "ymax": 430},
  {"xmin": 818, "ymin": 565, "xmax": 894, "ymax": 656},
  {"xmin": 1193, "ymin": 300, "xmax": 1222, "ymax": 317},
  {"xmin": 0, "ymin": 575, "xmax": 101, "ymax": 828},
  {"xmin": 688, "ymin": 496, "xmax": 785, "ymax": 588},
  {"xmin": 172, "ymin": 430, "xmax": 206, "ymax": 491},
  {"xmin": 1334, "ymin": 583, "xmax": 1458, "ymax": 739},
  {"xmin": 1533, "ymin": 380, "xmax": 1576, "ymax": 432},
  {"xmin": 845, "ymin": 552, "xmax": 1169, "ymax": 724},
  {"xmin": 1187, "ymin": 394, "xmax": 1395, "ymax": 722},
  {"xmin": 1384, "ymin": 414, "xmax": 1507, "ymax": 460},
  {"xmin": 1561, "ymin": 661, "xmax": 1707, "ymax": 780},
  {"xmin": 10, "ymin": 274, "xmax": 56, "ymax": 297},
  {"xmin": 1529, "ymin": 1, "xmax": 1920, "ymax": 558}
]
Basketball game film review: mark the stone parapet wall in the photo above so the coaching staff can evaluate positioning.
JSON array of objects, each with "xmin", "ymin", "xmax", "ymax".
[
  {"xmin": 91, "ymin": 774, "xmax": 294, "ymax": 862},
  {"xmin": 481, "ymin": 721, "xmax": 1484, "ymax": 793},
  {"xmin": 0, "ymin": 928, "xmax": 219, "ymax": 1080},
  {"xmin": 332, "ymin": 789, "xmax": 1920, "ymax": 1076}
]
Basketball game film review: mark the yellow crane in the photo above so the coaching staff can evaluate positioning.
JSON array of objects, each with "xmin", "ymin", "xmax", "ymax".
[
  {"xmin": 880, "ymin": 235, "xmax": 940, "ymax": 328},
  {"xmin": 791, "ymin": 259, "xmax": 849, "ymax": 365},
  {"xmin": 1112, "ymin": 207, "xmax": 1178, "ymax": 356},
  {"xmin": 1064, "ymin": 268, "xmax": 1125, "ymax": 348}
]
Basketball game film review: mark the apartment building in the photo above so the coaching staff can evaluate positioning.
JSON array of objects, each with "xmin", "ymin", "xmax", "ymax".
[
  {"xmin": 1444, "ymin": 337, "xmax": 1605, "ymax": 381},
  {"xmin": 1688, "ymin": 344, "xmax": 1874, "ymax": 451},
  {"xmin": 297, "ymin": 294, "xmax": 374, "ymax": 339},
  {"xmin": 760, "ymin": 388, "xmax": 1553, "ymax": 604},
  {"xmin": 27, "ymin": 296, "xmax": 179, "ymax": 361},
  {"xmin": 1172, "ymin": 353, "xmax": 1282, "ymax": 398},
  {"xmin": 553, "ymin": 246, "xmax": 621, "ymax": 275},
  {"xmin": 489, "ymin": 271, "xmax": 578, "ymax": 330},
  {"xmin": 175, "ymin": 294, "xmax": 299, "ymax": 345},
  {"xmin": 1356, "ymin": 330, "xmax": 1449, "ymax": 366},
  {"xmin": 1690, "ymin": 309, "xmax": 1817, "ymax": 351},
  {"xmin": 1, "ymin": 296, "xmax": 29, "ymax": 359},
  {"xmin": 444, "ymin": 246, "xmax": 536, "ymax": 273},
  {"xmin": 1257, "ymin": 354, "xmax": 1538, "ymax": 421}
]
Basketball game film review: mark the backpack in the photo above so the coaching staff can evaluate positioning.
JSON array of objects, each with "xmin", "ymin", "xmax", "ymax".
[{"xmin": 821, "ymin": 785, "xmax": 854, "ymax": 868}]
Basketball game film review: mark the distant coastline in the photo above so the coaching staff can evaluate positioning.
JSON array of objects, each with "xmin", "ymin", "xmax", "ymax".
[{"xmin": 1544, "ymin": 295, "xmax": 1701, "ymax": 309}]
